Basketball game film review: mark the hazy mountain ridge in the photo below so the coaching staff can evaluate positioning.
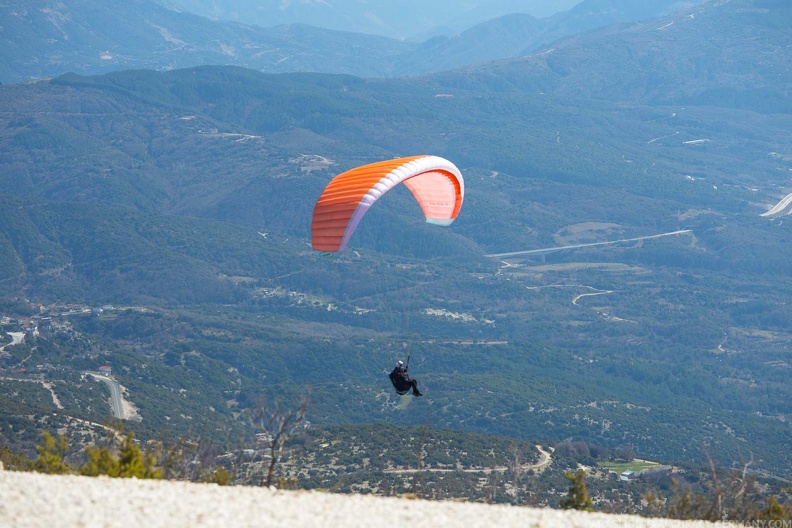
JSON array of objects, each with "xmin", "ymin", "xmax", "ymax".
[
  {"xmin": 390, "ymin": 14, "xmax": 545, "ymax": 76},
  {"xmin": 432, "ymin": 0, "xmax": 791, "ymax": 113},
  {"xmin": 2, "ymin": 0, "xmax": 715, "ymax": 83},
  {"xmin": 160, "ymin": 0, "xmax": 582, "ymax": 40},
  {"xmin": 535, "ymin": 0, "xmax": 792, "ymax": 110},
  {"xmin": 0, "ymin": 0, "xmax": 409, "ymax": 83}
]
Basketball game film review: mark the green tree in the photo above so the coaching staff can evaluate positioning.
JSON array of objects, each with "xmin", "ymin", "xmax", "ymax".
[
  {"xmin": 201, "ymin": 466, "xmax": 232, "ymax": 485},
  {"xmin": 761, "ymin": 495, "xmax": 791, "ymax": 521},
  {"xmin": 116, "ymin": 432, "xmax": 161, "ymax": 479},
  {"xmin": 77, "ymin": 432, "xmax": 161, "ymax": 479},
  {"xmin": 80, "ymin": 445, "xmax": 120, "ymax": 477},
  {"xmin": 559, "ymin": 469, "xmax": 593, "ymax": 511},
  {"xmin": 0, "ymin": 445, "xmax": 33, "ymax": 471},
  {"xmin": 35, "ymin": 432, "xmax": 72, "ymax": 474}
]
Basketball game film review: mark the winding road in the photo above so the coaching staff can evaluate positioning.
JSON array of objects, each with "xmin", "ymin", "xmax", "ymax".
[{"xmin": 89, "ymin": 374, "xmax": 127, "ymax": 420}]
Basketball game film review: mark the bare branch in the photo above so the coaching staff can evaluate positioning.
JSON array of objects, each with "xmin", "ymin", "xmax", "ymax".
[{"xmin": 250, "ymin": 395, "xmax": 310, "ymax": 487}]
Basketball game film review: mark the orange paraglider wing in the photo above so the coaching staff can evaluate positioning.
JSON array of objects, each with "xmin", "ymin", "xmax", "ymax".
[{"xmin": 311, "ymin": 155, "xmax": 464, "ymax": 252}]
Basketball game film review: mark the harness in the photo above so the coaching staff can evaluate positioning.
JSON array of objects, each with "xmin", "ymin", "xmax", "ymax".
[{"xmin": 388, "ymin": 354, "xmax": 411, "ymax": 395}]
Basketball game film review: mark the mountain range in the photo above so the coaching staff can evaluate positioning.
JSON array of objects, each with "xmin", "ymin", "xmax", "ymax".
[
  {"xmin": 0, "ymin": 0, "xmax": 790, "ymax": 484},
  {"xmin": 2, "ymin": 0, "xmax": 711, "ymax": 83},
  {"xmin": 159, "ymin": 0, "xmax": 582, "ymax": 40}
]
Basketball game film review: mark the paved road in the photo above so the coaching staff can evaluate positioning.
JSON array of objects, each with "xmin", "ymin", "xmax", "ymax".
[
  {"xmin": 485, "ymin": 230, "xmax": 693, "ymax": 258},
  {"xmin": 89, "ymin": 374, "xmax": 126, "ymax": 419},
  {"xmin": 761, "ymin": 191, "xmax": 792, "ymax": 218}
]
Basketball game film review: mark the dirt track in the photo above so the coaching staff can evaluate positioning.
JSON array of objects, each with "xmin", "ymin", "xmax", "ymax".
[{"xmin": 384, "ymin": 445, "xmax": 552, "ymax": 475}]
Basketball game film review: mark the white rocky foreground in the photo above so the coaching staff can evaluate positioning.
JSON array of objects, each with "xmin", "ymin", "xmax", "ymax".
[{"xmin": 0, "ymin": 470, "xmax": 718, "ymax": 528}]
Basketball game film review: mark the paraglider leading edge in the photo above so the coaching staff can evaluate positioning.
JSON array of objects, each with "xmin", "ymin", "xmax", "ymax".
[{"xmin": 311, "ymin": 155, "xmax": 464, "ymax": 252}]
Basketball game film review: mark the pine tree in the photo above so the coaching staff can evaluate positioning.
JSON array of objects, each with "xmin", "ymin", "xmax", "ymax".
[
  {"xmin": 35, "ymin": 432, "xmax": 72, "ymax": 474},
  {"xmin": 80, "ymin": 445, "xmax": 120, "ymax": 477},
  {"xmin": 560, "ymin": 469, "xmax": 593, "ymax": 511},
  {"xmin": 116, "ymin": 432, "xmax": 161, "ymax": 479}
]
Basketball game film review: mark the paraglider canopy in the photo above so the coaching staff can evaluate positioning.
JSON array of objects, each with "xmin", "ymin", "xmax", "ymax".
[{"xmin": 311, "ymin": 155, "xmax": 464, "ymax": 252}]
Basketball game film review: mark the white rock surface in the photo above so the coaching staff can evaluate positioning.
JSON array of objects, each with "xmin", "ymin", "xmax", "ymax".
[{"xmin": 0, "ymin": 470, "xmax": 718, "ymax": 527}]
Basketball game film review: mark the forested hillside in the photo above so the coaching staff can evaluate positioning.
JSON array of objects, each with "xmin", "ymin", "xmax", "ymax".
[{"xmin": 0, "ymin": 0, "xmax": 790, "ymax": 495}]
